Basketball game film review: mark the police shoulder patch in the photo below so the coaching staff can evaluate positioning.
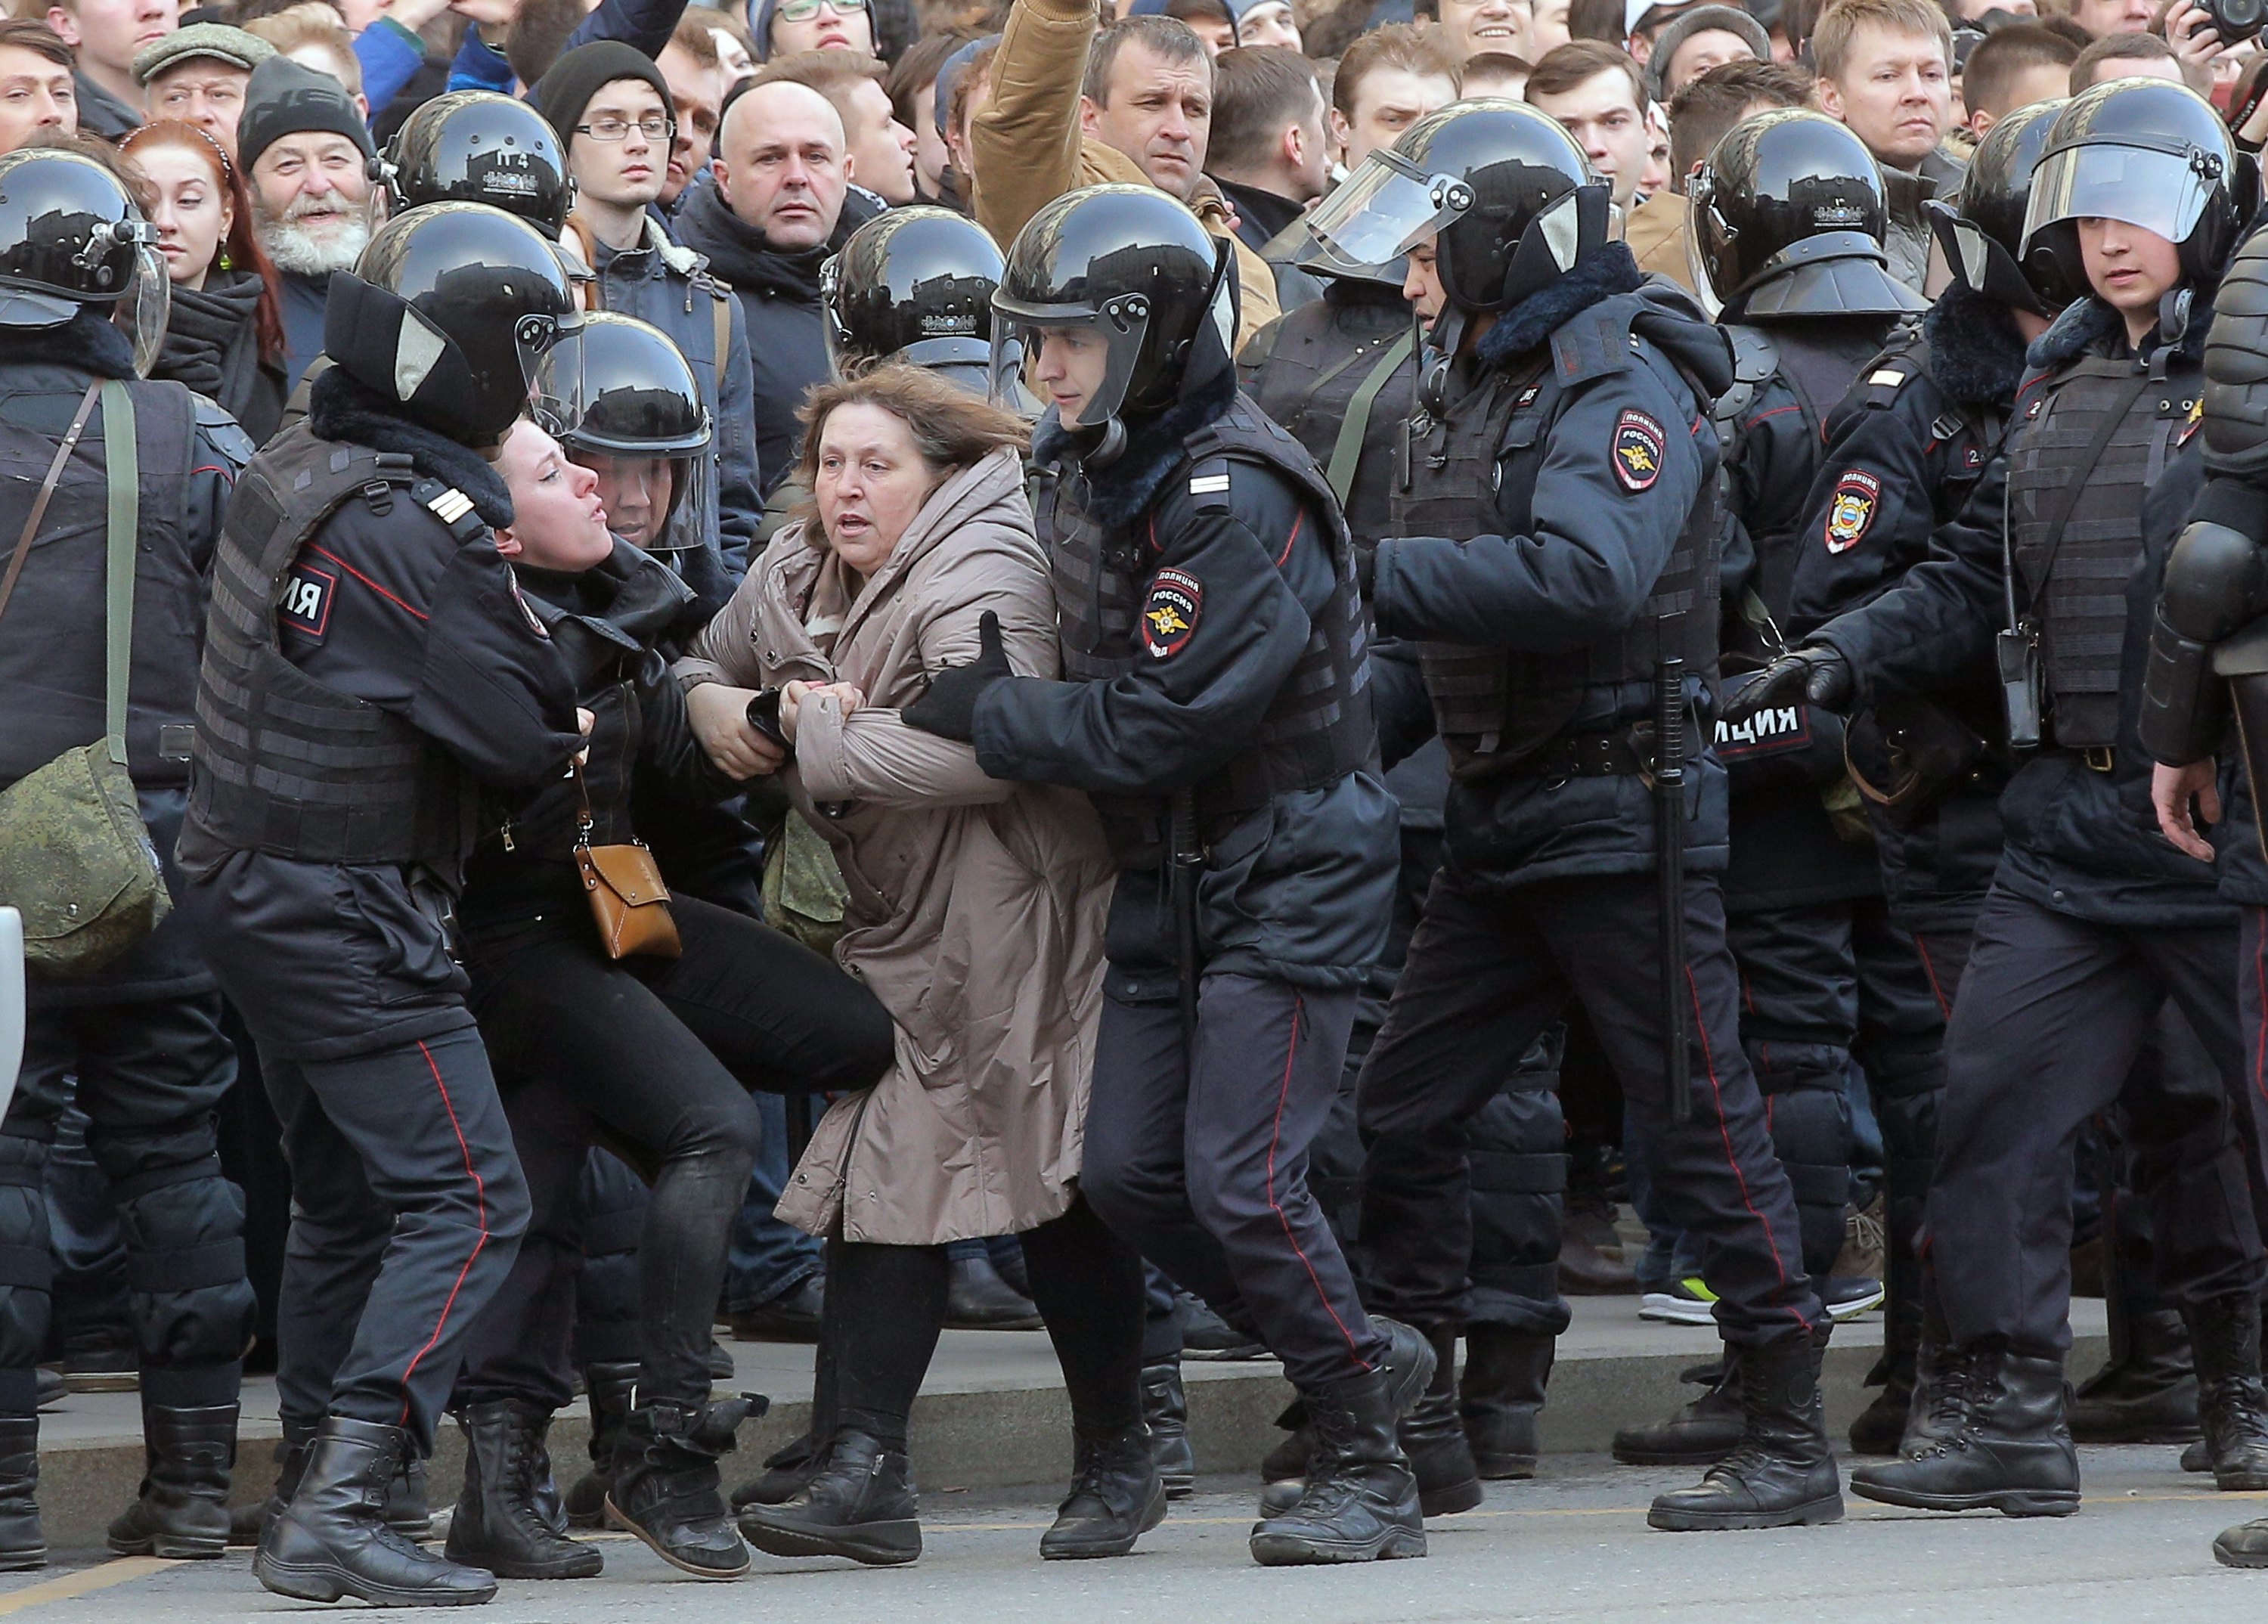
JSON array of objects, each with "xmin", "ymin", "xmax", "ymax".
[
  {"xmin": 278, "ymin": 560, "xmax": 336, "ymax": 640},
  {"xmin": 1824, "ymin": 470, "xmax": 1882, "ymax": 555},
  {"xmin": 1142, "ymin": 567, "xmax": 1202, "ymax": 659},
  {"xmin": 1612, "ymin": 409, "xmax": 1665, "ymax": 493}
]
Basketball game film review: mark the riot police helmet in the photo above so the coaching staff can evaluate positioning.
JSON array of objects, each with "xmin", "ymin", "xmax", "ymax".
[
  {"xmin": 992, "ymin": 184, "xmax": 1236, "ymax": 448},
  {"xmin": 824, "ymin": 206, "xmax": 1005, "ymax": 394},
  {"xmin": 1688, "ymin": 109, "xmax": 1921, "ymax": 320},
  {"xmin": 1306, "ymin": 98, "xmax": 1610, "ymax": 317},
  {"xmin": 0, "ymin": 147, "xmax": 167, "ymax": 374},
  {"xmin": 2022, "ymin": 76, "xmax": 2251, "ymax": 290},
  {"xmin": 1929, "ymin": 98, "xmax": 2073, "ymax": 318},
  {"xmin": 325, "ymin": 201, "xmax": 581, "ymax": 446},
  {"xmin": 531, "ymin": 311, "xmax": 712, "ymax": 553},
  {"xmin": 386, "ymin": 91, "xmax": 574, "ymax": 238}
]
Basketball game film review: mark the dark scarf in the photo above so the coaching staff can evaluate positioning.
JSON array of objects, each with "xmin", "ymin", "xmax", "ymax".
[
  {"xmin": 1923, "ymin": 283, "xmax": 2029, "ymax": 407},
  {"xmin": 1474, "ymin": 242, "xmax": 1646, "ymax": 369},
  {"xmin": 1034, "ymin": 361, "xmax": 1241, "ymax": 531},
  {"xmin": 153, "ymin": 268, "xmax": 265, "ymax": 414},
  {"xmin": 6, "ymin": 308, "xmax": 139, "ymax": 379},
  {"xmin": 671, "ymin": 175, "xmax": 874, "ymax": 302},
  {"xmin": 306, "ymin": 367, "xmax": 513, "ymax": 528}
]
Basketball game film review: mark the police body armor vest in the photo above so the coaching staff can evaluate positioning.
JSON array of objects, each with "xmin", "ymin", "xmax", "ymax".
[
  {"xmin": 2006, "ymin": 349, "xmax": 2197, "ymax": 748},
  {"xmin": 184, "ymin": 426, "xmax": 485, "ymax": 876},
  {"xmin": 1244, "ymin": 290, "xmax": 1414, "ymax": 548},
  {"xmin": 1391, "ymin": 351, "xmax": 1721, "ymax": 770},
  {"xmin": 1042, "ymin": 396, "xmax": 1376, "ymax": 869},
  {"xmin": 0, "ymin": 379, "xmax": 199, "ymax": 789}
]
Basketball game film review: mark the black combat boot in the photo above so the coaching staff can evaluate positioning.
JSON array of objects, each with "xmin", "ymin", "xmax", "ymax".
[
  {"xmin": 563, "ymin": 1361, "xmax": 637, "ymax": 1528},
  {"xmin": 1140, "ymin": 1359, "xmax": 1194, "ymax": 1498},
  {"xmin": 1248, "ymin": 1370, "xmax": 1427, "ymax": 1565},
  {"xmin": 606, "ymin": 1396, "xmax": 753, "ymax": 1578},
  {"xmin": 0, "ymin": 1417, "xmax": 42, "ymax": 1570},
  {"xmin": 1613, "ymin": 1356, "xmax": 1743, "ymax": 1465},
  {"xmin": 1647, "ymin": 1334, "xmax": 1842, "ymax": 1531},
  {"xmin": 107, "ymin": 1403, "xmax": 236, "ymax": 1558},
  {"xmin": 445, "ymin": 1401, "xmax": 603, "ymax": 1579},
  {"xmin": 1040, "ymin": 1427, "xmax": 1167, "ymax": 1559},
  {"xmin": 253, "ymin": 1415, "xmax": 497, "ymax": 1606},
  {"xmin": 1461, "ymin": 1324, "xmax": 1552, "ymax": 1480},
  {"xmin": 1848, "ymin": 1342, "xmax": 2080, "ymax": 1517},
  {"xmin": 2184, "ymin": 1294, "xmax": 2268, "ymax": 1491},
  {"xmin": 737, "ymin": 1429, "xmax": 922, "ymax": 1565},
  {"xmin": 2070, "ymin": 1308, "xmax": 2200, "ymax": 1444},
  {"xmin": 385, "ymin": 1452, "xmax": 432, "ymax": 1540},
  {"xmin": 1848, "ymin": 1280, "xmax": 1922, "ymax": 1456},
  {"xmin": 1258, "ymin": 1318, "xmax": 1443, "ymax": 1517},
  {"xmin": 1398, "ymin": 1325, "xmax": 1481, "ymax": 1514},
  {"xmin": 233, "ymin": 1418, "xmax": 314, "ymax": 1548}
]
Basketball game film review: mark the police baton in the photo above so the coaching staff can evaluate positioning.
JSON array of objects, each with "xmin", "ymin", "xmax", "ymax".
[
  {"xmin": 1655, "ymin": 640, "xmax": 1691, "ymax": 1127},
  {"xmin": 1169, "ymin": 790, "xmax": 1202, "ymax": 1056}
]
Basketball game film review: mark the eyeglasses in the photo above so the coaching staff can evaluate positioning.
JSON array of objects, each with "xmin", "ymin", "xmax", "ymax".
[
  {"xmin": 773, "ymin": 0, "xmax": 869, "ymax": 21},
  {"xmin": 575, "ymin": 114, "xmax": 676, "ymax": 142}
]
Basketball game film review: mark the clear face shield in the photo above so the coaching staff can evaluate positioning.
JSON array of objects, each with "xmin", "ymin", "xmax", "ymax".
[
  {"xmin": 101, "ymin": 226, "xmax": 169, "ymax": 380},
  {"xmin": 572, "ymin": 448, "xmax": 710, "ymax": 555},
  {"xmin": 1306, "ymin": 147, "xmax": 1476, "ymax": 280},
  {"xmin": 1684, "ymin": 165, "xmax": 1728, "ymax": 320},
  {"xmin": 2022, "ymin": 141, "xmax": 2217, "ymax": 260},
  {"xmin": 987, "ymin": 299, "xmax": 1149, "ymax": 432}
]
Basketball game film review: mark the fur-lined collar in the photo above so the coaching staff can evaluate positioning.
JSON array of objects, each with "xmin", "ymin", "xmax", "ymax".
[
  {"xmin": 2025, "ymin": 292, "xmax": 2212, "ymax": 375},
  {"xmin": 306, "ymin": 367, "xmax": 513, "ymax": 528},
  {"xmin": 1031, "ymin": 362, "xmax": 1240, "ymax": 531},
  {"xmin": 1474, "ymin": 243, "xmax": 1645, "ymax": 370},
  {"xmin": 1923, "ymin": 284, "xmax": 2028, "ymax": 406},
  {"xmin": 5, "ymin": 309, "xmax": 138, "ymax": 380}
]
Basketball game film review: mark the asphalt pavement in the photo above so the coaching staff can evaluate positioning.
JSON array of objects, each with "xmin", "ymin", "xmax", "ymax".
[{"xmin": 1, "ymin": 1446, "xmax": 2260, "ymax": 1623}]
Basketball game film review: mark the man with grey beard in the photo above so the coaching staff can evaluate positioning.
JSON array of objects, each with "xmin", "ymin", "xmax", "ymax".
[{"xmin": 237, "ymin": 55, "xmax": 381, "ymax": 392}]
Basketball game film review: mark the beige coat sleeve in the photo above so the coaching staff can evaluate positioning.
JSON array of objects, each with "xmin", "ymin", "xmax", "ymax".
[
  {"xmin": 792, "ymin": 539, "xmax": 1057, "ymax": 807},
  {"xmin": 969, "ymin": 0, "xmax": 1095, "ymax": 253},
  {"xmin": 673, "ymin": 569, "xmax": 765, "ymax": 690}
]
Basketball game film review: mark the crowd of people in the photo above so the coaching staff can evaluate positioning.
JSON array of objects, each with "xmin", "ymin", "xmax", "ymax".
[{"xmin": 9, "ymin": 0, "xmax": 2268, "ymax": 1599}]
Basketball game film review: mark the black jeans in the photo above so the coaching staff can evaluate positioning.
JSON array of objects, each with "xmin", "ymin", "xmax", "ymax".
[
  {"xmin": 826, "ymin": 1196, "xmax": 1147, "ymax": 1454},
  {"xmin": 455, "ymin": 894, "xmax": 894, "ymax": 1412}
]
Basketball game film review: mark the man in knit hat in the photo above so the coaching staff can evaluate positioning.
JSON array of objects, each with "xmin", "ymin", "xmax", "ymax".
[
  {"xmin": 1644, "ymin": 2, "xmax": 1767, "ymax": 100},
  {"xmin": 531, "ymin": 39, "xmax": 763, "ymax": 570},
  {"xmin": 237, "ymin": 53, "xmax": 382, "ymax": 391},
  {"xmin": 134, "ymin": 22, "xmax": 274, "ymax": 158}
]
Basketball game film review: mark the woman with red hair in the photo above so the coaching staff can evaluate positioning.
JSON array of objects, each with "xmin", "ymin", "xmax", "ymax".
[{"xmin": 119, "ymin": 120, "xmax": 287, "ymax": 443}]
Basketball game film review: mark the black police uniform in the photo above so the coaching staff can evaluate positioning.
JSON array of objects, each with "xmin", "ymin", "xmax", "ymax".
[
  {"xmin": 1245, "ymin": 275, "xmax": 1572, "ymax": 1356},
  {"xmin": 175, "ymin": 377, "xmax": 581, "ymax": 1456},
  {"xmin": 1354, "ymin": 246, "xmax": 1828, "ymax": 1365},
  {"xmin": 1802, "ymin": 296, "xmax": 2264, "ymax": 1361},
  {"xmin": 0, "ymin": 341, "xmax": 257, "ymax": 1467},
  {"xmin": 971, "ymin": 380, "xmax": 1399, "ymax": 1393}
]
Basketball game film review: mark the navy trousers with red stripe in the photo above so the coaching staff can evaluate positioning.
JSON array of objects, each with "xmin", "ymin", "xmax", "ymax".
[
  {"xmin": 1357, "ymin": 870, "xmax": 1823, "ymax": 1348},
  {"xmin": 260, "ymin": 1027, "xmax": 530, "ymax": 1454},
  {"xmin": 1926, "ymin": 886, "xmax": 2261, "ymax": 1353},
  {"xmin": 1082, "ymin": 975, "xmax": 1392, "ymax": 1390}
]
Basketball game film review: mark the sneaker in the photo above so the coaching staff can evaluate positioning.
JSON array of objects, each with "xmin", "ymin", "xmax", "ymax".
[
  {"xmin": 1640, "ymin": 1278, "xmax": 1718, "ymax": 1326},
  {"xmin": 1823, "ymin": 1276, "xmax": 1885, "ymax": 1322},
  {"xmin": 1834, "ymin": 1198, "xmax": 1886, "ymax": 1282}
]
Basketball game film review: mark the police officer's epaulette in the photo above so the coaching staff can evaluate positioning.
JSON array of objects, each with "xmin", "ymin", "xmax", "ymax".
[
  {"xmin": 1546, "ymin": 307, "xmax": 1638, "ymax": 387},
  {"xmin": 191, "ymin": 395, "xmax": 256, "ymax": 468},
  {"xmin": 407, "ymin": 476, "xmax": 488, "ymax": 541},
  {"xmin": 1861, "ymin": 363, "xmax": 1916, "ymax": 411}
]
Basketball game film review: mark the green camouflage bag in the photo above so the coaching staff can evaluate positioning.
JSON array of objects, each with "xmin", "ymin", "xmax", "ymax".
[
  {"xmin": 0, "ymin": 383, "xmax": 169, "ymax": 976},
  {"xmin": 761, "ymin": 807, "xmax": 847, "ymax": 959}
]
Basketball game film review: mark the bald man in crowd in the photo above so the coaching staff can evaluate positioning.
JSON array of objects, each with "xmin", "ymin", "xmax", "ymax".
[{"xmin": 671, "ymin": 76, "xmax": 883, "ymax": 493}]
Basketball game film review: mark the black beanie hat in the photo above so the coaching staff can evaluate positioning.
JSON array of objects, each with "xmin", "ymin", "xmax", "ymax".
[
  {"xmin": 531, "ymin": 41, "xmax": 676, "ymax": 157},
  {"xmin": 237, "ymin": 54, "xmax": 378, "ymax": 176}
]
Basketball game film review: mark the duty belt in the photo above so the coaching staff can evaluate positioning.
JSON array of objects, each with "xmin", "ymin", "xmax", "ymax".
[{"xmin": 1535, "ymin": 724, "xmax": 1659, "ymax": 785}]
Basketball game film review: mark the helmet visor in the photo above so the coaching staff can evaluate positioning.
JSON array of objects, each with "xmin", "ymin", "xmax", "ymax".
[
  {"xmin": 1306, "ymin": 148, "xmax": 1470, "ymax": 278},
  {"xmin": 987, "ymin": 297, "xmax": 1148, "ymax": 431},
  {"xmin": 2022, "ymin": 143, "xmax": 2214, "ymax": 256},
  {"xmin": 115, "ymin": 240, "xmax": 169, "ymax": 380},
  {"xmin": 572, "ymin": 446, "xmax": 710, "ymax": 555}
]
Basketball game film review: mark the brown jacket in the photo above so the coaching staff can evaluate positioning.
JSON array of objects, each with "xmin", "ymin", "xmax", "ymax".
[
  {"xmin": 1626, "ymin": 191, "xmax": 1697, "ymax": 295},
  {"xmin": 680, "ymin": 450, "xmax": 1114, "ymax": 1244},
  {"xmin": 969, "ymin": 0, "xmax": 1278, "ymax": 353}
]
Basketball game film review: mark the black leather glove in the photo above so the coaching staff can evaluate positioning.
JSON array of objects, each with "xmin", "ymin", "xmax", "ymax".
[
  {"xmin": 1717, "ymin": 645, "xmax": 1853, "ymax": 725},
  {"xmin": 902, "ymin": 609, "xmax": 1012, "ymax": 742}
]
